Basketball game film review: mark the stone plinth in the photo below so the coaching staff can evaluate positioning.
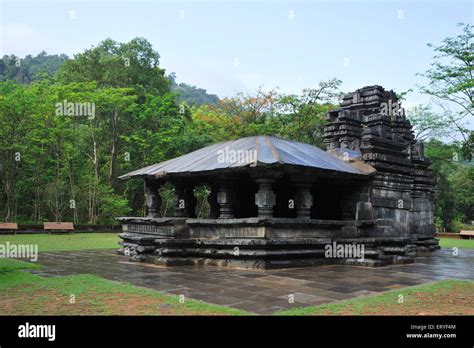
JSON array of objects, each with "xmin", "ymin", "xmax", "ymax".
[{"xmin": 116, "ymin": 216, "xmax": 438, "ymax": 270}]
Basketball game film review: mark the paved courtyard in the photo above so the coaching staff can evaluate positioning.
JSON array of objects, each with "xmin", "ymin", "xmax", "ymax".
[{"xmin": 28, "ymin": 248, "xmax": 474, "ymax": 314}]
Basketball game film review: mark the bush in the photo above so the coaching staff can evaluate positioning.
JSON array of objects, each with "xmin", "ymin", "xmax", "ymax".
[
  {"xmin": 193, "ymin": 185, "xmax": 211, "ymax": 218},
  {"xmin": 158, "ymin": 183, "xmax": 175, "ymax": 217}
]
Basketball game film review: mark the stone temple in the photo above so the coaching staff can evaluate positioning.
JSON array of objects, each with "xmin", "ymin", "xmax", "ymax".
[{"xmin": 117, "ymin": 85, "xmax": 439, "ymax": 269}]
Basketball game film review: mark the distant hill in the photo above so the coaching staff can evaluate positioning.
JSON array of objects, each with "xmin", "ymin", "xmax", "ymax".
[
  {"xmin": 172, "ymin": 82, "xmax": 220, "ymax": 106},
  {"xmin": 0, "ymin": 51, "xmax": 68, "ymax": 83},
  {"xmin": 168, "ymin": 73, "xmax": 219, "ymax": 106}
]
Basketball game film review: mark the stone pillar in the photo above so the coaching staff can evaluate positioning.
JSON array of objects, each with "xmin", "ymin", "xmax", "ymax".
[
  {"xmin": 145, "ymin": 181, "xmax": 158, "ymax": 217},
  {"xmin": 295, "ymin": 183, "xmax": 313, "ymax": 219},
  {"xmin": 356, "ymin": 202, "xmax": 373, "ymax": 221},
  {"xmin": 174, "ymin": 183, "xmax": 188, "ymax": 217},
  {"xmin": 217, "ymin": 183, "xmax": 234, "ymax": 219},
  {"xmin": 255, "ymin": 179, "xmax": 276, "ymax": 218}
]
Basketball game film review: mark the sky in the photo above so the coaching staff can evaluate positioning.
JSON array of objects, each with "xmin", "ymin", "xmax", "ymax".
[{"xmin": 0, "ymin": 0, "xmax": 473, "ymax": 108}]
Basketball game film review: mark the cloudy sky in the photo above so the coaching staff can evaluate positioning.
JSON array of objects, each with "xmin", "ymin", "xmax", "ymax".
[{"xmin": 1, "ymin": 0, "xmax": 472, "ymax": 108}]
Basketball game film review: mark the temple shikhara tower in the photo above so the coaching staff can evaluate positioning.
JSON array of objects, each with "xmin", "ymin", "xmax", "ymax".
[{"xmin": 117, "ymin": 85, "xmax": 439, "ymax": 269}]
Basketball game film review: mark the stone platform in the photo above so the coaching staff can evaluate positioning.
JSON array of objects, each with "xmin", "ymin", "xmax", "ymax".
[{"xmin": 117, "ymin": 217, "xmax": 439, "ymax": 270}]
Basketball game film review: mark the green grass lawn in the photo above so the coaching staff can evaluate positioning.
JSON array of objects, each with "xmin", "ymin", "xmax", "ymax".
[
  {"xmin": 439, "ymin": 237, "xmax": 474, "ymax": 250},
  {"xmin": 0, "ymin": 257, "xmax": 41, "ymax": 273},
  {"xmin": 275, "ymin": 279, "xmax": 474, "ymax": 316},
  {"xmin": 0, "ymin": 258, "xmax": 247, "ymax": 315},
  {"xmin": 0, "ymin": 233, "xmax": 120, "ymax": 252}
]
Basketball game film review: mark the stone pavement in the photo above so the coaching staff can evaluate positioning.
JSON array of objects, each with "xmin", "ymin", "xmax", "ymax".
[{"xmin": 28, "ymin": 248, "xmax": 474, "ymax": 314}]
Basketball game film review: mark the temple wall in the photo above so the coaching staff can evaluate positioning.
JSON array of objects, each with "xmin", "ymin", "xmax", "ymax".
[
  {"xmin": 323, "ymin": 85, "xmax": 437, "ymax": 245},
  {"xmin": 410, "ymin": 191, "xmax": 435, "ymax": 237}
]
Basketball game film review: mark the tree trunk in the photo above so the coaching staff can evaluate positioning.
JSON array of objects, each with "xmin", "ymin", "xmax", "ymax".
[{"xmin": 108, "ymin": 108, "xmax": 118, "ymax": 189}]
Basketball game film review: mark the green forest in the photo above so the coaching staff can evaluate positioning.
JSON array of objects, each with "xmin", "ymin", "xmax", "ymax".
[{"xmin": 0, "ymin": 25, "xmax": 472, "ymax": 232}]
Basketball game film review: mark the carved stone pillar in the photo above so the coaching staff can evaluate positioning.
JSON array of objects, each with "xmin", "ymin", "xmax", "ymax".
[
  {"xmin": 295, "ymin": 183, "xmax": 313, "ymax": 219},
  {"xmin": 356, "ymin": 201, "xmax": 373, "ymax": 221},
  {"xmin": 145, "ymin": 181, "xmax": 158, "ymax": 217},
  {"xmin": 217, "ymin": 182, "xmax": 234, "ymax": 219},
  {"xmin": 174, "ymin": 183, "xmax": 188, "ymax": 217},
  {"xmin": 255, "ymin": 178, "xmax": 276, "ymax": 218}
]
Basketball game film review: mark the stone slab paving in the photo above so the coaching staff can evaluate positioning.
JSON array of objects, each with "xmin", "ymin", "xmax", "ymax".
[{"xmin": 27, "ymin": 248, "xmax": 474, "ymax": 314}]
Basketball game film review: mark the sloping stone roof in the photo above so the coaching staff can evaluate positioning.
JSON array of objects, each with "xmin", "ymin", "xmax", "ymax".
[{"xmin": 119, "ymin": 136, "xmax": 375, "ymax": 179}]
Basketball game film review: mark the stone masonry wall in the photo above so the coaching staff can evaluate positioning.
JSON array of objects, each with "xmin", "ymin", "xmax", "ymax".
[{"xmin": 323, "ymin": 85, "xmax": 437, "ymax": 248}]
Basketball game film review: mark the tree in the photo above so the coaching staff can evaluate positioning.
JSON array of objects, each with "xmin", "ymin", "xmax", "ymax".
[
  {"xmin": 58, "ymin": 38, "xmax": 170, "ymax": 96},
  {"xmin": 189, "ymin": 78, "xmax": 342, "ymax": 148},
  {"xmin": 276, "ymin": 78, "xmax": 342, "ymax": 146},
  {"xmin": 0, "ymin": 82, "xmax": 38, "ymax": 221},
  {"xmin": 118, "ymin": 92, "xmax": 193, "ymax": 213},
  {"xmin": 450, "ymin": 165, "xmax": 474, "ymax": 224},
  {"xmin": 419, "ymin": 23, "xmax": 473, "ymax": 144},
  {"xmin": 425, "ymin": 139, "xmax": 474, "ymax": 231},
  {"xmin": 406, "ymin": 104, "xmax": 452, "ymax": 141}
]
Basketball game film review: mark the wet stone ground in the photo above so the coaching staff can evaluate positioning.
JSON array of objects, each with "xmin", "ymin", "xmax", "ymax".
[{"xmin": 28, "ymin": 248, "xmax": 474, "ymax": 314}]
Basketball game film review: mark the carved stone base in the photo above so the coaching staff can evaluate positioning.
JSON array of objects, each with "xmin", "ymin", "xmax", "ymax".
[{"xmin": 117, "ymin": 217, "xmax": 439, "ymax": 270}]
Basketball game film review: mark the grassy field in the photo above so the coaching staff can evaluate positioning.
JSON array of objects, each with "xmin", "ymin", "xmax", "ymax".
[
  {"xmin": 0, "ymin": 233, "xmax": 120, "ymax": 252},
  {"xmin": 0, "ymin": 257, "xmax": 41, "ymax": 273},
  {"xmin": 276, "ymin": 279, "xmax": 474, "ymax": 315},
  {"xmin": 0, "ymin": 258, "xmax": 247, "ymax": 315},
  {"xmin": 438, "ymin": 237, "xmax": 474, "ymax": 250}
]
